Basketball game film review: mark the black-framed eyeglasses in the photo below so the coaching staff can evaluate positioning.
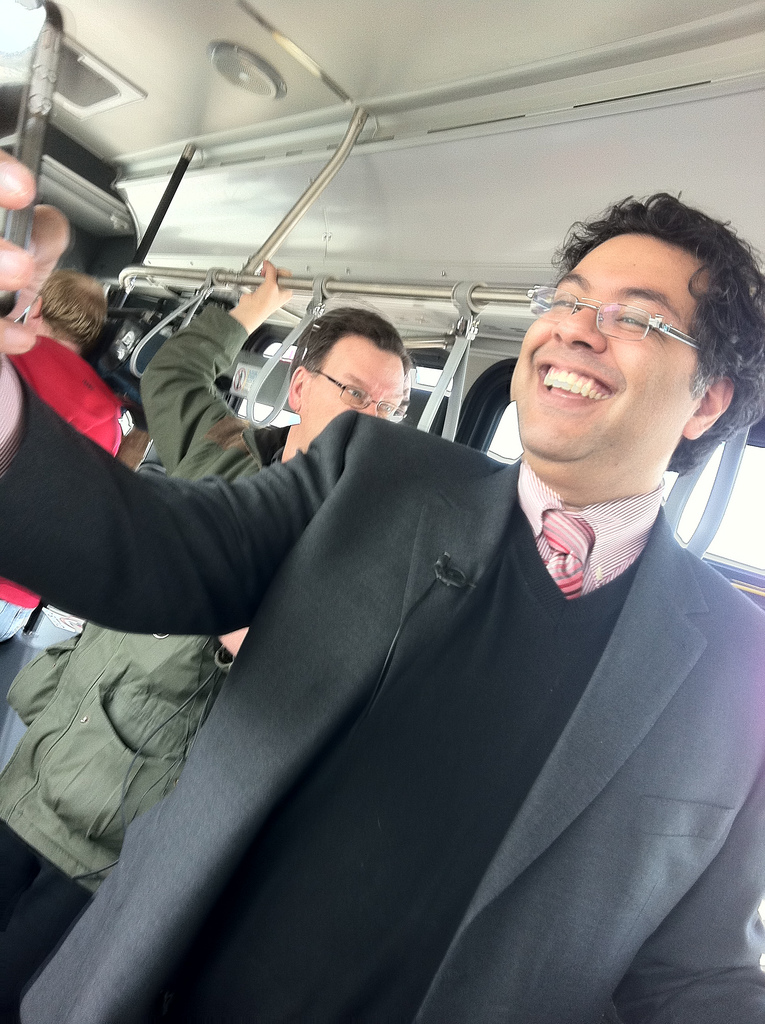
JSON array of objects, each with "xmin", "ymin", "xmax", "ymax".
[
  {"xmin": 315, "ymin": 371, "xmax": 409, "ymax": 422},
  {"xmin": 528, "ymin": 285, "xmax": 699, "ymax": 350}
]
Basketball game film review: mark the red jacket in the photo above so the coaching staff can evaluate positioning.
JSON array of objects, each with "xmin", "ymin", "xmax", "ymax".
[{"xmin": 1, "ymin": 336, "xmax": 123, "ymax": 607}]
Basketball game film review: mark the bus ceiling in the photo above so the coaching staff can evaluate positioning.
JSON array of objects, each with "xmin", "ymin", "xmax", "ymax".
[{"xmin": 11, "ymin": 0, "xmax": 762, "ymax": 297}]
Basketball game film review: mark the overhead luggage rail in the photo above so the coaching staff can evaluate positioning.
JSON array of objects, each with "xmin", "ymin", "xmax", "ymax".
[{"xmin": 117, "ymin": 267, "xmax": 530, "ymax": 435}]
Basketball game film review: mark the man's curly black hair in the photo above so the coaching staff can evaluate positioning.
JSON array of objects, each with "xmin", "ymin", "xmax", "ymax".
[{"xmin": 554, "ymin": 193, "xmax": 765, "ymax": 474}]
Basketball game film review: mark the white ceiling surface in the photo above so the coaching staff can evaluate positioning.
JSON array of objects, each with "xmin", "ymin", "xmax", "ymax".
[
  {"xmin": 53, "ymin": 0, "xmax": 765, "ymax": 165},
  {"xmin": 48, "ymin": 0, "xmax": 765, "ymax": 311},
  {"xmin": 124, "ymin": 86, "xmax": 765, "ymax": 284}
]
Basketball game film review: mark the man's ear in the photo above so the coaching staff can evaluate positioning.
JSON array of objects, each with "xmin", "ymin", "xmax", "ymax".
[
  {"xmin": 682, "ymin": 377, "xmax": 734, "ymax": 440},
  {"xmin": 287, "ymin": 366, "xmax": 311, "ymax": 415}
]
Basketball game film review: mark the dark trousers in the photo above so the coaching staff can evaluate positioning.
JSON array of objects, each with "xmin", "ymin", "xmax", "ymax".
[{"xmin": 0, "ymin": 821, "xmax": 91, "ymax": 1023}]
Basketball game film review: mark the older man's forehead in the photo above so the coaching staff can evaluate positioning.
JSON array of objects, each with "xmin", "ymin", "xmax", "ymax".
[
  {"xmin": 321, "ymin": 353, "xmax": 407, "ymax": 405},
  {"xmin": 343, "ymin": 369, "xmax": 407, "ymax": 400}
]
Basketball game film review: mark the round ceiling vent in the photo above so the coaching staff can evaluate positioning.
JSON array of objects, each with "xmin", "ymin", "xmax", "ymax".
[{"xmin": 208, "ymin": 42, "xmax": 286, "ymax": 99}]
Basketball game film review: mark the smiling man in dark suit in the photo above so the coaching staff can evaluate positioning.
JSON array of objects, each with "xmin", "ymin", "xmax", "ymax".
[{"xmin": 1, "ymin": 149, "xmax": 765, "ymax": 1023}]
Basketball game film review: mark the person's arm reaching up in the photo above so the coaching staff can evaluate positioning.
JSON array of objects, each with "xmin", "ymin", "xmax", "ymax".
[{"xmin": 141, "ymin": 261, "xmax": 292, "ymax": 474}]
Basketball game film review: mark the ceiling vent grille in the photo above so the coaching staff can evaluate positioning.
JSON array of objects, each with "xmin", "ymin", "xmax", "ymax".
[
  {"xmin": 55, "ymin": 38, "xmax": 146, "ymax": 119},
  {"xmin": 208, "ymin": 41, "xmax": 286, "ymax": 99}
]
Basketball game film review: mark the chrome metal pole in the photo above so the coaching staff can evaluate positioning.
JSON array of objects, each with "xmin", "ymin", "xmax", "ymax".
[
  {"xmin": 116, "ymin": 265, "xmax": 531, "ymax": 311},
  {"xmin": 0, "ymin": 1, "xmax": 62, "ymax": 316},
  {"xmin": 240, "ymin": 107, "xmax": 368, "ymax": 275}
]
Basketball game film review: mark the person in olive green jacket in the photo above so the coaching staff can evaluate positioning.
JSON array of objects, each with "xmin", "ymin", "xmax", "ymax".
[{"xmin": 0, "ymin": 260, "xmax": 412, "ymax": 1009}]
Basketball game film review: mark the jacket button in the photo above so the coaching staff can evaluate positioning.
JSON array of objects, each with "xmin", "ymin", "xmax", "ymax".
[{"xmin": 79, "ymin": 715, "xmax": 89, "ymax": 723}]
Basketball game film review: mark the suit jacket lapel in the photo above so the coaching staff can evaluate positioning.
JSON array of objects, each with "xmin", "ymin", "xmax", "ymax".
[
  {"xmin": 454, "ymin": 513, "xmax": 710, "ymax": 932},
  {"xmin": 400, "ymin": 460, "xmax": 521, "ymax": 615}
]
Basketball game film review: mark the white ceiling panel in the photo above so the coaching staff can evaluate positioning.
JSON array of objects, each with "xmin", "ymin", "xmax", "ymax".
[
  {"xmin": 122, "ymin": 84, "xmax": 765, "ymax": 286},
  {"xmin": 47, "ymin": 0, "xmax": 765, "ymax": 168}
]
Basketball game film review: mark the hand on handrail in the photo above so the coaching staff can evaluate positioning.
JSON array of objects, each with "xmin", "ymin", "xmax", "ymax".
[{"xmin": 229, "ymin": 260, "xmax": 293, "ymax": 335}]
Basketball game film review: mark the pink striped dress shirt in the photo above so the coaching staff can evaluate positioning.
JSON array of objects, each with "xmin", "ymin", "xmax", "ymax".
[
  {"xmin": 0, "ymin": 356, "xmax": 24, "ymax": 476},
  {"xmin": 517, "ymin": 461, "xmax": 663, "ymax": 595}
]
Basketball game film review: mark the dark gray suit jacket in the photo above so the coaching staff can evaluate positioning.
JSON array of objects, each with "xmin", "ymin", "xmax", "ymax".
[{"xmin": 2, "ymin": 395, "xmax": 764, "ymax": 1023}]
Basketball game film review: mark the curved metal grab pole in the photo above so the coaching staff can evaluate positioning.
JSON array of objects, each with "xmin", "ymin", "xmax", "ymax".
[
  {"xmin": 240, "ymin": 107, "xmax": 368, "ymax": 275},
  {"xmin": 116, "ymin": 106, "xmax": 367, "ymax": 352}
]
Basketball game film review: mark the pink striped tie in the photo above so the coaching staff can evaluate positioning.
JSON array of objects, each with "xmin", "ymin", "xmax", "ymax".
[{"xmin": 541, "ymin": 509, "xmax": 596, "ymax": 600}]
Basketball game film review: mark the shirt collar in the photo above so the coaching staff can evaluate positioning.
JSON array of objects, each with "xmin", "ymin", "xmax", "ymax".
[{"xmin": 517, "ymin": 460, "xmax": 664, "ymax": 590}]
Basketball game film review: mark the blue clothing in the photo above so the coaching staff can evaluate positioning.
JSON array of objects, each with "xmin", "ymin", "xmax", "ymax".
[{"xmin": 0, "ymin": 601, "xmax": 33, "ymax": 643}]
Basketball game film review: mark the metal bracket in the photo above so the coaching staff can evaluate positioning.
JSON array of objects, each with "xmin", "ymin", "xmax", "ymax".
[
  {"xmin": 246, "ymin": 277, "xmax": 329, "ymax": 427},
  {"xmin": 128, "ymin": 281, "xmax": 217, "ymax": 378},
  {"xmin": 416, "ymin": 282, "xmax": 483, "ymax": 440},
  {"xmin": 179, "ymin": 269, "xmax": 217, "ymax": 329}
]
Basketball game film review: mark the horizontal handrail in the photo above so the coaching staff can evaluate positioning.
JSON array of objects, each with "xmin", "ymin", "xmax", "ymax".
[{"xmin": 117, "ymin": 266, "xmax": 531, "ymax": 311}]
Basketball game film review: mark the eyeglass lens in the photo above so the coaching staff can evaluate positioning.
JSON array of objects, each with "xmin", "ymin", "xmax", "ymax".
[{"xmin": 531, "ymin": 287, "xmax": 650, "ymax": 340}]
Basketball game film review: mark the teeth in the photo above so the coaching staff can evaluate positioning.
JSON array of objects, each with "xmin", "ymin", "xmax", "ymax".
[{"xmin": 543, "ymin": 367, "xmax": 607, "ymax": 400}]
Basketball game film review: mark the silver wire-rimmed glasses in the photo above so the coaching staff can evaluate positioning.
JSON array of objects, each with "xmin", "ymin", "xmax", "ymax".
[
  {"xmin": 315, "ymin": 371, "xmax": 409, "ymax": 421},
  {"xmin": 528, "ymin": 285, "xmax": 699, "ymax": 350}
]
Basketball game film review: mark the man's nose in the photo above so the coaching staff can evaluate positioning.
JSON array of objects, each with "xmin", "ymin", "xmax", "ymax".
[{"xmin": 553, "ymin": 306, "xmax": 608, "ymax": 352}]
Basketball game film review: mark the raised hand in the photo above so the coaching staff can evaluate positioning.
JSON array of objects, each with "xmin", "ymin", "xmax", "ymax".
[
  {"xmin": 0, "ymin": 151, "xmax": 37, "ymax": 354},
  {"xmin": 229, "ymin": 260, "xmax": 294, "ymax": 334}
]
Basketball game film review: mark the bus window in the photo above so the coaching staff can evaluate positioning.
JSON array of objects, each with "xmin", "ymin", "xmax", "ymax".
[
  {"xmin": 705, "ymin": 444, "xmax": 765, "ymax": 573},
  {"xmin": 486, "ymin": 402, "xmax": 523, "ymax": 465},
  {"xmin": 671, "ymin": 441, "xmax": 764, "ymax": 575}
]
